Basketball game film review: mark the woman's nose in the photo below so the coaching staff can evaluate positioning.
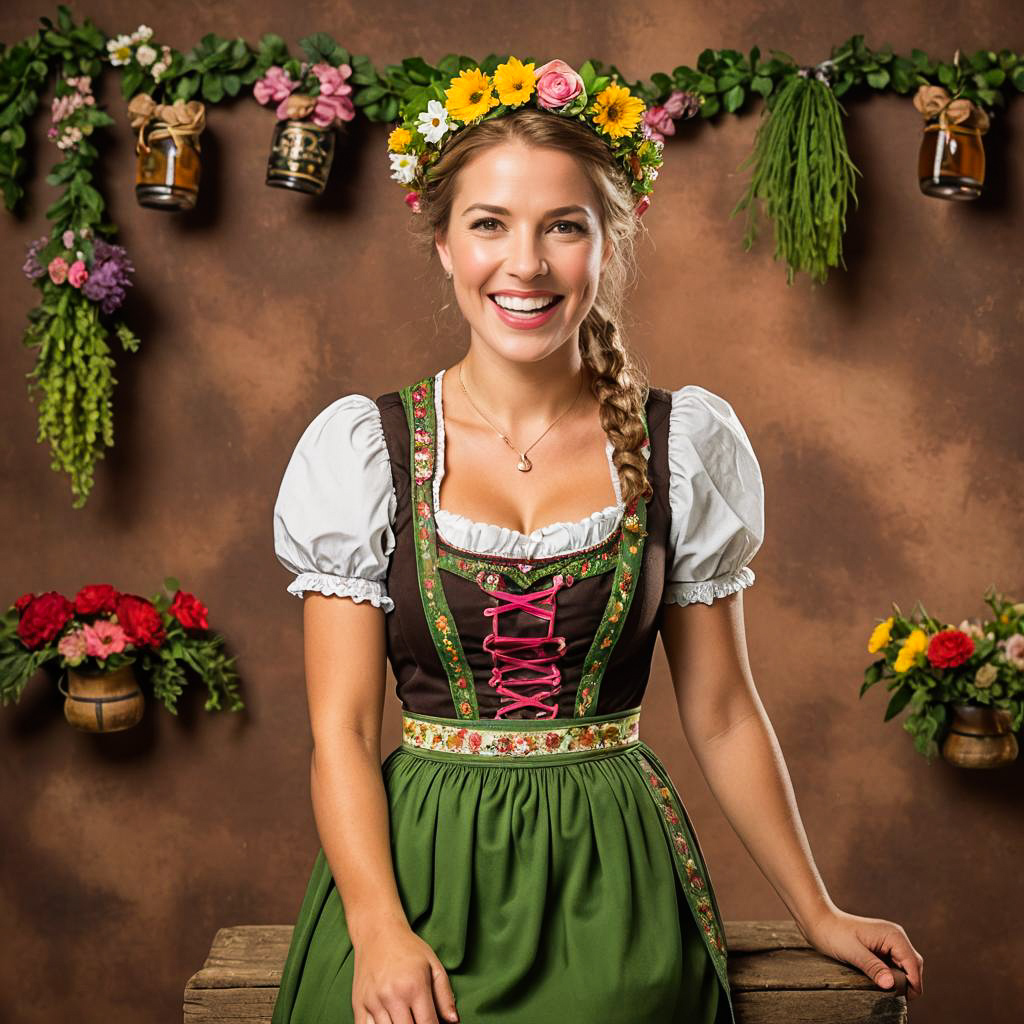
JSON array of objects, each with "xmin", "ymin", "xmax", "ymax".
[{"xmin": 505, "ymin": 227, "xmax": 549, "ymax": 279}]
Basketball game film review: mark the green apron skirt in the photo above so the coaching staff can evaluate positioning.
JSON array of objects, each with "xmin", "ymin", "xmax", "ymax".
[{"xmin": 272, "ymin": 707, "xmax": 735, "ymax": 1023}]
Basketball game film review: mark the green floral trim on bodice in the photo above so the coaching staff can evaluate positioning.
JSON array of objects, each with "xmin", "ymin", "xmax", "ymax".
[
  {"xmin": 399, "ymin": 372, "xmax": 650, "ymax": 721},
  {"xmin": 436, "ymin": 528, "xmax": 621, "ymax": 591}
]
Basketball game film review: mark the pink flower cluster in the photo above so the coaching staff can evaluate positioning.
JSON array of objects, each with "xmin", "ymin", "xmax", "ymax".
[
  {"xmin": 254, "ymin": 62, "xmax": 356, "ymax": 129},
  {"xmin": 47, "ymin": 255, "xmax": 88, "ymax": 288},
  {"xmin": 47, "ymin": 75, "xmax": 97, "ymax": 151},
  {"xmin": 642, "ymin": 89, "xmax": 700, "ymax": 143}
]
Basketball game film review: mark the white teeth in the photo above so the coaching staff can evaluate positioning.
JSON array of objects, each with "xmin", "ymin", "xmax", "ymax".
[{"xmin": 493, "ymin": 294, "xmax": 560, "ymax": 312}]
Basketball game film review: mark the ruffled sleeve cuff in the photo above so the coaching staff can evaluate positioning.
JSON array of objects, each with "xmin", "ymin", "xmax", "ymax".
[
  {"xmin": 662, "ymin": 566, "xmax": 756, "ymax": 607},
  {"xmin": 286, "ymin": 572, "xmax": 395, "ymax": 613}
]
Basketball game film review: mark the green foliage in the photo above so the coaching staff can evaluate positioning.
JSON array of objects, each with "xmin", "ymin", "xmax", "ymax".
[{"xmin": 730, "ymin": 73, "xmax": 861, "ymax": 286}]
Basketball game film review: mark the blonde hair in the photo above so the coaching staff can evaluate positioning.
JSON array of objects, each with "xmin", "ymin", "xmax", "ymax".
[{"xmin": 406, "ymin": 108, "xmax": 653, "ymax": 505}]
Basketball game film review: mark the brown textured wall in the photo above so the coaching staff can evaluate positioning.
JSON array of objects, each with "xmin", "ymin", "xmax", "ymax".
[{"xmin": 2, "ymin": 2, "xmax": 1021, "ymax": 1021}]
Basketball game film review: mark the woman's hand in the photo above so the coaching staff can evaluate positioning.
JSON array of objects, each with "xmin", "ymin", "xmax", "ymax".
[
  {"xmin": 797, "ymin": 907, "xmax": 924, "ymax": 1001},
  {"xmin": 352, "ymin": 920, "xmax": 460, "ymax": 1024}
]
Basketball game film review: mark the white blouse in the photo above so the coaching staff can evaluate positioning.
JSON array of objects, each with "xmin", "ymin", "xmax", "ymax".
[{"xmin": 273, "ymin": 369, "xmax": 765, "ymax": 614}]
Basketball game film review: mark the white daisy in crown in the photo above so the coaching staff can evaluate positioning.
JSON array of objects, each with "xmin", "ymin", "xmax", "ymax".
[{"xmin": 416, "ymin": 100, "xmax": 451, "ymax": 145}]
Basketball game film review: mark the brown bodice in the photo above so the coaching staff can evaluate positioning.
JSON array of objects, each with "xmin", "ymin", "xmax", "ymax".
[{"xmin": 375, "ymin": 373, "xmax": 673, "ymax": 720}]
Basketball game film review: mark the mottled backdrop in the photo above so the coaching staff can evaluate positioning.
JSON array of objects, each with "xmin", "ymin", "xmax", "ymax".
[{"xmin": 2, "ymin": 2, "xmax": 1021, "ymax": 1022}]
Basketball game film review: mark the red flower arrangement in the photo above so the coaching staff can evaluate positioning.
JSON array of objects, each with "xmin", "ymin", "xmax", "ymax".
[{"xmin": 1, "ymin": 577, "xmax": 242, "ymax": 716}]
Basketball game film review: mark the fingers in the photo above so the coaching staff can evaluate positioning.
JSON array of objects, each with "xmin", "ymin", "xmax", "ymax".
[
  {"xmin": 429, "ymin": 955, "xmax": 460, "ymax": 1022},
  {"xmin": 891, "ymin": 935, "xmax": 926, "ymax": 998}
]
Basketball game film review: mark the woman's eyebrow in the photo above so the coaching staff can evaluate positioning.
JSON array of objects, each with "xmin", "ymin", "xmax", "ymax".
[{"xmin": 461, "ymin": 203, "xmax": 590, "ymax": 218}]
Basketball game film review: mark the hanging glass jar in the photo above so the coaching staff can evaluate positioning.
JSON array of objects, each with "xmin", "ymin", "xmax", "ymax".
[
  {"xmin": 266, "ymin": 118, "xmax": 337, "ymax": 195},
  {"xmin": 129, "ymin": 95, "xmax": 206, "ymax": 211},
  {"xmin": 913, "ymin": 85, "xmax": 990, "ymax": 201}
]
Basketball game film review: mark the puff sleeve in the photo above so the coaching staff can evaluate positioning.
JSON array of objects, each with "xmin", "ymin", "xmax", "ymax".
[
  {"xmin": 273, "ymin": 394, "xmax": 398, "ymax": 612},
  {"xmin": 663, "ymin": 385, "xmax": 765, "ymax": 606}
]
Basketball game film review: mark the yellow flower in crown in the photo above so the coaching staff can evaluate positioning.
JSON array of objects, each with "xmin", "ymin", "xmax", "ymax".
[
  {"xmin": 387, "ymin": 125, "xmax": 412, "ymax": 153},
  {"xmin": 445, "ymin": 67, "xmax": 500, "ymax": 123},
  {"xmin": 590, "ymin": 81, "xmax": 646, "ymax": 139},
  {"xmin": 493, "ymin": 56, "xmax": 536, "ymax": 106}
]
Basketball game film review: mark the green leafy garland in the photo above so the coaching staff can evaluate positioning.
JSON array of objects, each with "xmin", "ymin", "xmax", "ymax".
[{"xmin": 2, "ymin": 10, "xmax": 1023, "ymax": 504}]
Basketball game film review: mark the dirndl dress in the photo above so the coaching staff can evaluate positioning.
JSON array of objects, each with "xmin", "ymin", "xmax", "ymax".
[{"xmin": 270, "ymin": 368, "xmax": 766, "ymax": 1024}]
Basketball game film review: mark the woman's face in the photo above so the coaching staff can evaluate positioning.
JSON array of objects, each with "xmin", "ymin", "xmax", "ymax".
[{"xmin": 435, "ymin": 141, "xmax": 611, "ymax": 365}]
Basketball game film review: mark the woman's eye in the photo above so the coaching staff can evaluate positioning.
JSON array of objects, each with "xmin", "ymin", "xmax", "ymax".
[{"xmin": 469, "ymin": 219, "xmax": 586, "ymax": 234}]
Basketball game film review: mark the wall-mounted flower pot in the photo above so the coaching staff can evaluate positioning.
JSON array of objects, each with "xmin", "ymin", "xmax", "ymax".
[
  {"xmin": 941, "ymin": 704, "xmax": 1018, "ymax": 768},
  {"xmin": 917, "ymin": 115, "xmax": 986, "ymax": 200},
  {"xmin": 266, "ymin": 119, "xmax": 336, "ymax": 195},
  {"xmin": 59, "ymin": 662, "xmax": 145, "ymax": 733},
  {"xmin": 135, "ymin": 119, "xmax": 203, "ymax": 210}
]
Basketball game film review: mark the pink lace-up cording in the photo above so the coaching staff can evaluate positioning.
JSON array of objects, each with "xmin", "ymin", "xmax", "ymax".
[{"xmin": 482, "ymin": 573, "xmax": 569, "ymax": 719}]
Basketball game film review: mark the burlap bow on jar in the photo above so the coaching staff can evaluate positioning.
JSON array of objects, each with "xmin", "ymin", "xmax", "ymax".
[
  {"xmin": 127, "ymin": 94, "xmax": 207, "ymax": 154},
  {"xmin": 912, "ymin": 84, "xmax": 991, "ymax": 135}
]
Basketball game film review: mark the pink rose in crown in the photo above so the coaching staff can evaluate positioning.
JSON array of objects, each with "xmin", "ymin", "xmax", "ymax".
[{"xmin": 534, "ymin": 59, "xmax": 584, "ymax": 111}]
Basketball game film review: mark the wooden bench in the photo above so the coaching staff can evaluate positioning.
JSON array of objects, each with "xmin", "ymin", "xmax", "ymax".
[{"xmin": 184, "ymin": 921, "xmax": 909, "ymax": 1022}]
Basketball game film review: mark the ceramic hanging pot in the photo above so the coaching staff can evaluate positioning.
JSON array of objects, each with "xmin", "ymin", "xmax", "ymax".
[
  {"xmin": 941, "ymin": 704, "xmax": 1018, "ymax": 768},
  {"xmin": 266, "ymin": 118, "xmax": 336, "ymax": 195},
  {"xmin": 59, "ymin": 662, "xmax": 145, "ymax": 733}
]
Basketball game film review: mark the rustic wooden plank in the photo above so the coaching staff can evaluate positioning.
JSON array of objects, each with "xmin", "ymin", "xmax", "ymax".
[
  {"xmin": 733, "ymin": 989, "xmax": 908, "ymax": 1023},
  {"xmin": 183, "ymin": 922, "xmax": 909, "ymax": 1023}
]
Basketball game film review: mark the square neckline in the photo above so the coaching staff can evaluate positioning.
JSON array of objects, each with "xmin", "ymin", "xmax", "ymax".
[{"xmin": 431, "ymin": 367, "xmax": 625, "ymax": 553}]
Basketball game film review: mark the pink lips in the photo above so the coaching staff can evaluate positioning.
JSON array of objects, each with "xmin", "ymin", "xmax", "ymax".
[{"xmin": 488, "ymin": 293, "xmax": 565, "ymax": 330}]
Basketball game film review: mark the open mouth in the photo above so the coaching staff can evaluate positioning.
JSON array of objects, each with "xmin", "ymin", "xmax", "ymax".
[{"xmin": 488, "ymin": 294, "xmax": 565, "ymax": 317}]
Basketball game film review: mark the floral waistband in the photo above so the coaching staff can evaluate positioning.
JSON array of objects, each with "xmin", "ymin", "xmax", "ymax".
[{"xmin": 401, "ymin": 707, "xmax": 641, "ymax": 758}]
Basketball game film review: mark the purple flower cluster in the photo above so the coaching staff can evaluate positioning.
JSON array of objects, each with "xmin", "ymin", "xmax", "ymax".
[
  {"xmin": 22, "ymin": 235, "xmax": 49, "ymax": 280},
  {"xmin": 81, "ymin": 239, "xmax": 135, "ymax": 315}
]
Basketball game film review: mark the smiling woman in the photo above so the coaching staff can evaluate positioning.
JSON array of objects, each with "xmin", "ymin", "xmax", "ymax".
[{"xmin": 271, "ymin": 83, "xmax": 922, "ymax": 1024}]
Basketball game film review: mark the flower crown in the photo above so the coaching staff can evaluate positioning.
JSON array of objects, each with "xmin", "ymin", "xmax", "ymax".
[{"xmin": 386, "ymin": 57, "xmax": 664, "ymax": 217}]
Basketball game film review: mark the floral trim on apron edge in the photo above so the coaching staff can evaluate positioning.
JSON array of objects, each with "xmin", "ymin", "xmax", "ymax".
[
  {"xmin": 401, "ymin": 707, "xmax": 641, "ymax": 756},
  {"xmin": 400, "ymin": 373, "xmax": 650, "ymax": 722},
  {"xmin": 631, "ymin": 743, "xmax": 734, "ymax": 1017}
]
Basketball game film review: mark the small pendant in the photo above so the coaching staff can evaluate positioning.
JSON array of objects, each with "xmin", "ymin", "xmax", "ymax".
[{"xmin": 516, "ymin": 454, "xmax": 532, "ymax": 472}]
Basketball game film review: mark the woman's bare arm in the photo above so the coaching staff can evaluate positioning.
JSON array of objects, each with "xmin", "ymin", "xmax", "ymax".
[
  {"xmin": 303, "ymin": 593, "xmax": 406, "ymax": 943},
  {"xmin": 302, "ymin": 593, "xmax": 460, "ymax": 1023},
  {"xmin": 659, "ymin": 594, "xmax": 924, "ymax": 1000}
]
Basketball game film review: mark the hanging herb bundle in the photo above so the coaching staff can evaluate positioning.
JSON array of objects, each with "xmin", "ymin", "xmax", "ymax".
[{"xmin": 731, "ymin": 64, "xmax": 861, "ymax": 285}]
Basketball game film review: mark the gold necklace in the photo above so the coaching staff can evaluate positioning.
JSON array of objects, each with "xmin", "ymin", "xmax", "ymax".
[{"xmin": 457, "ymin": 362, "xmax": 585, "ymax": 472}]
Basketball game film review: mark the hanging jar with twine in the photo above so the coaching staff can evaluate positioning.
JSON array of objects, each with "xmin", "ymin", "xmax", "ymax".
[
  {"xmin": 265, "ymin": 93, "xmax": 338, "ymax": 195},
  {"xmin": 913, "ymin": 84, "xmax": 990, "ymax": 200},
  {"xmin": 128, "ymin": 94, "xmax": 207, "ymax": 210}
]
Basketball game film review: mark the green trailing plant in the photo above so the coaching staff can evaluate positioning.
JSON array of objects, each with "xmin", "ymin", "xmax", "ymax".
[
  {"xmin": 730, "ymin": 65, "xmax": 860, "ymax": 286},
  {"xmin": 12, "ymin": 6, "xmax": 142, "ymax": 509}
]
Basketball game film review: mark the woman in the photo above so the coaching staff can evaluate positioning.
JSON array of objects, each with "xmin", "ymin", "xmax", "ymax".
[{"xmin": 271, "ymin": 68, "xmax": 923, "ymax": 1024}]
